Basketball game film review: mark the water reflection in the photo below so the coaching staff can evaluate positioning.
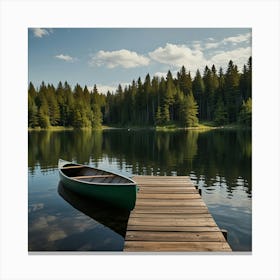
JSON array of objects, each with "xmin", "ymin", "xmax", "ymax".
[
  {"xmin": 28, "ymin": 130, "xmax": 103, "ymax": 173},
  {"xmin": 28, "ymin": 128, "xmax": 252, "ymax": 251},
  {"xmin": 28, "ymin": 129, "xmax": 251, "ymax": 197},
  {"xmin": 58, "ymin": 183, "xmax": 130, "ymax": 237},
  {"xmin": 28, "ymin": 174, "xmax": 127, "ymax": 251}
]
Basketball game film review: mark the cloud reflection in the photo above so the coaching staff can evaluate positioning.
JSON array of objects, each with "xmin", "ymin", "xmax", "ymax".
[
  {"xmin": 48, "ymin": 230, "xmax": 67, "ymax": 242},
  {"xmin": 29, "ymin": 212, "xmax": 102, "ymax": 251},
  {"xmin": 28, "ymin": 203, "xmax": 44, "ymax": 213},
  {"xmin": 32, "ymin": 215, "xmax": 56, "ymax": 230}
]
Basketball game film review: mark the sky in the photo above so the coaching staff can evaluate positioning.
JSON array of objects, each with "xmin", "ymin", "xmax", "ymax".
[{"xmin": 28, "ymin": 28, "xmax": 251, "ymax": 94}]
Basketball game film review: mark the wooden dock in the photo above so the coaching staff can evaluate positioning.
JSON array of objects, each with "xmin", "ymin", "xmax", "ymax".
[{"xmin": 124, "ymin": 176, "xmax": 231, "ymax": 252}]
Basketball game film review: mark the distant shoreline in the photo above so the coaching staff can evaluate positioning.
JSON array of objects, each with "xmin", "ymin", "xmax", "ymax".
[{"xmin": 28, "ymin": 123, "xmax": 250, "ymax": 132}]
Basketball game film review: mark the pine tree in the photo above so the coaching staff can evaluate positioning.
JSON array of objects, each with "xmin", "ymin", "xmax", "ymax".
[
  {"xmin": 91, "ymin": 85, "xmax": 99, "ymax": 106},
  {"xmin": 38, "ymin": 106, "xmax": 50, "ymax": 128},
  {"xmin": 161, "ymin": 104, "xmax": 170, "ymax": 124},
  {"xmin": 211, "ymin": 65, "xmax": 219, "ymax": 117},
  {"xmin": 36, "ymin": 82, "xmax": 50, "ymax": 128},
  {"xmin": 73, "ymin": 84, "xmax": 91, "ymax": 128},
  {"xmin": 135, "ymin": 77, "xmax": 144, "ymax": 123},
  {"xmin": 46, "ymin": 84, "xmax": 60, "ymax": 126},
  {"xmin": 179, "ymin": 93, "xmax": 198, "ymax": 127},
  {"xmin": 155, "ymin": 106, "xmax": 162, "ymax": 125},
  {"xmin": 151, "ymin": 77, "xmax": 159, "ymax": 119},
  {"xmin": 143, "ymin": 74, "xmax": 152, "ymax": 124},
  {"xmin": 164, "ymin": 71, "xmax": 176, "ymax": 122},
  {"xmin": 129, "ymin": 80, "xmax": 137, "ymax": 123},
  {"xmin": 28, "ymin": 82, "xmax": 38, "ymax": 127},
  {"xmin": 217, "ymin": 67, "xmax": 225, "ymax": 102},
  {"xmin": 56, "ymin": 81, "xmax": 65, "ymax": 125},
  {"xmin": 173, "ymin": 87, "xmax": 184, "ymax": 121},
  {"xmin": 28, "ymin": 82, "xmax": 36, "ymax": 98},
  {"xmin": 224, "ymin": 60, "xmax": 241, "ymax": 122},
  {"xmin": 64, "ymin": 81, "xmax": 74, "ymax": 126},
  {"xmin": 238, "ymin": 98, "xmax": 252, "ymax": 126},
  {"xmin": 91, "ymin": 104, "xmax": 102, "ymax": 128},
  {"xmin": 240, "ymin": 57, "xmax": 252, "ymax": 101},
  {"xmin": 72, "ymin": 108, "xmax": 83, "ymax": 128},
  {"xmin": 83, "ymin": 85, "xmax": 90, "ymax": 104},
  {"xmin": 202, "ymin": 65, "xmax": 219, "ymax": 121},
  {"xmin": 177, "ymin": 66, "xmax": 192, "ymax": 95},
  {"xmin": 28, "ymin": 96, "xmax": 38, "ymax": 127},
  {"xmin": 246, "ymin": 57, "xmax": 252, "ymax": 100},
  {"xmin": 214, "ymin": 97, "xmax": 228, "ymax": 125},
  {"xmin": 202, "ymin": 66, "xmax": 211, "ymax": 120},
  {"xmin": 192, "ymin": 70, "xmax": 204, "ymax": 120}
]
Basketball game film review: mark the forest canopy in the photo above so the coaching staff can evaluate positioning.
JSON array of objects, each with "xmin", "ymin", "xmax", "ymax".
[{"xmin": 28, "ymin": 57, "xmax": 252, "ymax": 129}]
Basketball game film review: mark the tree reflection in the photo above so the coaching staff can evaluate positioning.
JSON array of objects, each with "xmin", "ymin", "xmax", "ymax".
[{"xmin": 28, "ymin": 128, "xmax": 251, "ymax": 197}]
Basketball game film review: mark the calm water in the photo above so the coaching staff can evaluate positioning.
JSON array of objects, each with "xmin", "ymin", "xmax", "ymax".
[{"xmin": 28, "ymin": 129, "xmax": 252, "ymax": 252}]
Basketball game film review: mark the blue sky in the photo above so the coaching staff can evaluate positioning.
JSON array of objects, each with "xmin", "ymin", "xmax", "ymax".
[{"xmin": 28, "ymin": 28, "xmax": 251, "ymax": 93}]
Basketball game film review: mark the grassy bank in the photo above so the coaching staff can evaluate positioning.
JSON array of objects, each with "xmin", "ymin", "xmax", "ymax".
[
  {"xmin": 155, "ymin": 122, "xmax": 218, "ymax": 132},
  {"xmin": 28, "ymin": 122, "xmax": 250, "ymax": 132},
  {"xmin": 28, "ymin": 125, "xmax": 112, "ymax": 131},
  {"xmin": 28, "ymin": 126, "xmax": 74, "ymax": 131}
]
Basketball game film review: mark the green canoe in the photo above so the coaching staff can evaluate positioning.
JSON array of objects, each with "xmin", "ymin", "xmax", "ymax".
[{"xmin": 58, "ymin": 159, "xmax": 137, "ymax": 210}]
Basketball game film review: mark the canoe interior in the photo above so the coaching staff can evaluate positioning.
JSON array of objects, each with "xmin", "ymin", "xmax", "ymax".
[{"xmin": 61, "ymin": 164, "xmax": 133, "ymax": 184}]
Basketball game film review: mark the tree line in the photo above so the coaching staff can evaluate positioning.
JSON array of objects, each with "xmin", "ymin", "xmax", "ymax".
[{"xmin": 28, "ymin": 57, "xmax": 252, "ymax": 129}]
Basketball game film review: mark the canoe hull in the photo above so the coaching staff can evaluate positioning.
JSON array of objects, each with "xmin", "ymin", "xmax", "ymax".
[{"xmin": 58, "ymin": 160, "xmax": 137, "ymax": 210}]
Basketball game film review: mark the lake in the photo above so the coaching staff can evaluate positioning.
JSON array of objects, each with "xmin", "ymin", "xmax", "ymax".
[{"xmin": 28, "ymin": 128, "xmax": 252, "ymax": 252}]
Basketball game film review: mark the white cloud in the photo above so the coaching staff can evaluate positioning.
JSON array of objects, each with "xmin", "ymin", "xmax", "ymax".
[
  {"xmin": 192, "ymin": 43, "xmax": 203, "ymax": 51},
  {"xmin": 88, "ymin": 82, "xmax": 130, "ymax": 94},
  {"xmin": 223, "ymin": 33, "xmax": 251, "ymax": 44},
  {"xmin": 149, "ymin": 43, "xmax": 206, "ymax": 74},
  {"xmin": 204, "ymin": 42, "xmax": 220, "ymax": 49},
  {"xmin": 94, "ymin": 84, "xmax": 117, "ymax": 94},
  {"xmin": 90, "ymin": 49, "xmax": 150, "ymax": 68},
  {"xmin": 202, "ymin": 33, "xmax": 251, "ymax": 50},
  {"xmin": 32, "ymin": 28, "xmax": 50, "ymax": 38},
  {"xmin": 98, "ymin": 85, "xmax": 117, "ymax": 94},
  {"xmin": 55, "ymin": 54, "xmax": 76, "ymax": 62},
  {"xmin": 154, "ymin": 70, "xmax": 178, "ymax": 79},
  {"xmin": 150, "ymin": 42, "xmax": 251, "ymax": 75},
  {"xmin": 209, "ymin": 47, "xmax": 251, "ymax": 71},
  {"xmin": 154, "ymin": 72, "xmax": 167, "ymax": 78}
]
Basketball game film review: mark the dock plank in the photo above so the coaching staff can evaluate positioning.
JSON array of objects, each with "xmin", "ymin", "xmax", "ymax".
[
  {"xmin": 138, "ymin": 187, "xmax": 199, "ymax": 194},
  {"xmin": 135, "ymin": 176, "xmax": 190, "ymax": 178},
  {"xmin": 125, "ymin": 231, "xmax": 226, "ymax": 242},
  {"xmin": 129, "ymin": 213, "xmax": 212, "ymax": 219},
  {"xmin": 124, "ymin": 176, "xmax": 231, "ymax": 252},
  {"xmin": 135, "ymin": 199, "xmax": 206, "ymax": 207},
  {"xmin": 132, "ymin": 207, "xmax": 209, "ymax": 214},
  {"xmin": 128, "ymin": 217, "xmax": 217, "ymax": 227},
  {"xmin": 137, "ymin": 193, "xmax": 201, "ymax": 199},
  {"xmin": 136, "ymin": 183, "xmax": 194, "ymax": 187},
  {"xmin": 127, "ymin": 225, "xmax": 221, "ymax": 232},
  {"xmin": 124, "ymin": 241, "xmax": 232, "ymax": 252}
]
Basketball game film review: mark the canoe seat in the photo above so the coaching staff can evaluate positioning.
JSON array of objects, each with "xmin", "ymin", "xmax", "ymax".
[{"xmin": 71, "ymin": 175, "xmax": 116, "ymax": 179}]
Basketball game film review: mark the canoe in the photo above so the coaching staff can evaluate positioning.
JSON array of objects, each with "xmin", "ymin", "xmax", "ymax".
[{"xmin": 58, "ymin": 159, "xmax": 137, "ymax": 210}]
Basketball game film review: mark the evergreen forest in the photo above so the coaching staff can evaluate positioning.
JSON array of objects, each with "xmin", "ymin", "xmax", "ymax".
[{"xmin": 28, "ymin": 57, "xmax": 252, "ymax": 129}]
